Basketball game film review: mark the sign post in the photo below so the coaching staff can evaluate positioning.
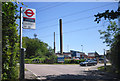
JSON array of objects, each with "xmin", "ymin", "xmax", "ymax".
[
  {"xmin": 57, "ymin": 55, "xmax": 64, "ymax": 63},
  {"xmin": 20, "ymin": 7, "xmax": 24, "ymax": 80},
  {"xmin": 19, "ymin": 7, "xmax": 36, "ymax": 80},
  {"xmin": 20, "ymin": 7, "xmax": 22, "ymax": 49}
]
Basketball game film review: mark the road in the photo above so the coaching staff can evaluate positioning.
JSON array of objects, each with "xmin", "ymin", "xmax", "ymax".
[{"xmin": 25, "ymin": 63, "xmax": 118, "ymax": 80}]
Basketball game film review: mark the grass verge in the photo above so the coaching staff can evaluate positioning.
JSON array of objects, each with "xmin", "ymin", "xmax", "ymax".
[
  {"xmin": 98, "ymin": 65, "xmax": 120, "ymax": 74},
  {"xmin": 25, "ymin": 68, "xmax": 28, "ymax": 71}
]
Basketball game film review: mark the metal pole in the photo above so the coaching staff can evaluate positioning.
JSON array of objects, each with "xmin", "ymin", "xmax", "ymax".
[
  {"xmin": 104, "ymin": 49, "xmax": 106, "ymax": 70},
  {"xmin": 20, "ymin": 7, "xmax": 22, "ymax": 49},
  {"xmin": 20, "ymin": 48, "xmax": 25, "ymax": 80},
  {"xmin": 54, "ymin": 32, "xmax": 56, "ymax": 54},
  {"xmin": 60, "ymin": 19, "xmax": 63, "ymax": 55},
  {"xmin": 20, "ymin": 7, "xmax": 24, "ymax": 80}
]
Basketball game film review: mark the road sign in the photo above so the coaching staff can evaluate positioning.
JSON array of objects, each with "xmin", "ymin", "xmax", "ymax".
[
  {"xmin": 57, "ymin": 55, "xmax": 64, "ymax": 63},
  {"xmin": 23, "ymin": 8, "xmax": 36, "ymax": 29}
]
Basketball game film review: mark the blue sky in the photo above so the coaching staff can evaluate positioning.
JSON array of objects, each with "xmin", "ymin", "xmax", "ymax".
[{"xmin": 17, "ymin": 2, "xmax": 118, "ymax": 55}]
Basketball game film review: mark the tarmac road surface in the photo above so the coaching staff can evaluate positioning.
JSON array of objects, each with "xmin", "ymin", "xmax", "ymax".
[{"xmin": 25, "ymin": 63, "xmax": 119, "ymax": 80}]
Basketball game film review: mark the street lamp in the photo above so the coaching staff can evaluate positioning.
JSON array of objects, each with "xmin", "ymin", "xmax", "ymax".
[
  {"xmin": 104, "ymin": 49, "xmax": 106, "ymax": 70},
  {"xmin": 81, "ymin": 45, "xmax": 83, "ymax": 53}
]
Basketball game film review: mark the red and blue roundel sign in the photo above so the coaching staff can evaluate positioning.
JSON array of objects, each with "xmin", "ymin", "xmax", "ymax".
[
  {"xmin": 22, "ymin": 8, "xmax": 36, "ymax": 29},
  {"xmin": 24, "ymin": 9, "xmax": 35, "ymax": 17}
]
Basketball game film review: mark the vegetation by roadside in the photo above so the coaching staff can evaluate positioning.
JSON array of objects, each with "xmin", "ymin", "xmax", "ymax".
[
  {"xmin": 98, "ymin": 65, "xmax": 120, "ymax": 75},
  {"xmin": 94, "ymin": 6, "xmax": 120, "ymax": 75},
  {"xmin": 25, "ymin": 58, "xmax": 85, "ymax": 64},
  {"xmin": 25, "ymin": 68, "xmax": 28, "ymax": 71},
  {"xmin": 2, "ymin": 2, "xmax": 23, "ymax": 80},
  {"xmin": 64, "ymin": 59, "xmax": 85, "ymax": 64}
]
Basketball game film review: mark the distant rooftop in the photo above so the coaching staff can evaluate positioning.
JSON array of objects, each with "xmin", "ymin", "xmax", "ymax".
[{"xmin": 88, "ymin": 51, "xmax": 98, "ymax": 54}]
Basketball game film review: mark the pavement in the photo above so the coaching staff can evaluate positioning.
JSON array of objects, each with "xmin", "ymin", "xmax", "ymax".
[
  {"xmin": 25, "ymin": 63, "xmax": 120, "ymax": 81},
  {"xmin": 25, "ymin": 69, "xmax": 37, "ymax": 79}
]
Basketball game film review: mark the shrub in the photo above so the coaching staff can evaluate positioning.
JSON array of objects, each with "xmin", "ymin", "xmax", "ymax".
[
  {"xmin": 25, "ymin": 59, "xmax": 32, "ymax": 64},
  {"xmin": 25, "ymin": 57, "xmax": 47, "ymax": 64},
  {"xmin": 64, "ymin": 59, "xmax": 71, "ymax": 64},
  {"xmin": 79, "ymin": 59, "xmax": 86, "ymax": 62},
  {"xmin": 64, "ymin": 59, "xmax": 85, "ymax": 64}
]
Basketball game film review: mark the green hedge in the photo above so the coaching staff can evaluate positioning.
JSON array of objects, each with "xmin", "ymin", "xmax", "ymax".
[
  {"xmin": 25, "ymin": 57, "xmax": 56, "ymax": 64},
  {"xmin": 25, "ymin": 58, "xmax": 86, "ymax": 64},
  {"xmin": 25, "ymin": 59, "xmax": 32, "ymax": 64},
  {"xmin": 31, "ymin": 57, "xmax": 45, "ymax": 63},
  {"xmin": 64, "ymin": 59, "xmax": 85, "ymax": 64},
  {"xmin": 64, "ymin": 59, "xmax": 71, "ymax": 64},
  {"xmin": 80, "ymin": 59, "xmax": 86, "ymax": 62}
]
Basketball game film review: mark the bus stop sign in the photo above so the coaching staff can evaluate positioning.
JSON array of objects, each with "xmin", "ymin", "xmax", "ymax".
[{"xmin": 23, "ymin": 8, "xmax": 36, "ymax": 29}]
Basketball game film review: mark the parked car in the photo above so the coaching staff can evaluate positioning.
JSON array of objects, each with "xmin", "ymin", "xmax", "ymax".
[{"xmin": 80, "ymin": 59, "xmax": 97, "ymax": 66}]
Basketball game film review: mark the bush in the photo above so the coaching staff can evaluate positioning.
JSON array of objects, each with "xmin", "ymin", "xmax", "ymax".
[
  {"xmin": 79, "ymin": 59, "xmax": 86, "ymax": 62},
  {"xmin": 25, "ymin": 58, "xmax": 86, "ymax": 64},
  {"xmin": 64, "ymin": 59, "xmax": 85, "ymax": 64},
  {"xmin": 64, "ymin": 59, "xmax": 71, "ymax": 64},
  {"xmin": 39, "ymin": 58, "xmax": 46, "ymax": 63},
  {"xmin": 25, "ymin": 59, "xmax": 32, "ymax": 64},
  {"xmin": 109, "ymin": 35, "xmax": 120, "ymax": 73},
  {"xmin": 25, "ymin": 57, "xmax": 56, "ymax": 64},
  {"xmin": 31, "ymin": 57, "xmax": 46, "ymax": 64}
]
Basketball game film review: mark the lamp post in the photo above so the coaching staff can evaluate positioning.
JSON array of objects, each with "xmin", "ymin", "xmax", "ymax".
[
  {"xmin": 81, "ymin": 45, "xmax": 83, "ymax": 53},
  {"xmin": 104, "ymin": 49, "xmax": 106, "ymax": 70}
]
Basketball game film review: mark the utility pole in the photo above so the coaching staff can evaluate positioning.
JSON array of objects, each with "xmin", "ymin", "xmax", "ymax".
[
  {"xmin": 54, "ymin": 32, "xmax": 56, "ymax": 54},
  {"xmin": 59, "ymin": 19, "xmax": 63, "ymax": 55},
  {"xmin": 104, "ymin": 49, "xmax": 106, "ymax": 70},
  {"xmin": 20, "ymin": 7, "xmax": 24, "ymax": 80}
]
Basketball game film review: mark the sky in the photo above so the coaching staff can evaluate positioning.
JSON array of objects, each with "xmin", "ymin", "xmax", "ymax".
[{"xmin": 17, "ymin": 1, "xmax": 118, "ymax": 55}]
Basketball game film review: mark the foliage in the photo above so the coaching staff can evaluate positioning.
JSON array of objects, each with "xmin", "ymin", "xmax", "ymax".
[
  {"xmin": 64, "ymin": 59, "xmax": 85, "ymax": 64},
  {"xmin": 94, "ymin": 9, "xmax": 120, "ymax": 23},
  {"xmin": 98, "ymin": 21, "xmax": 119, "ymax": 46},
  {"xmin": 109, "ymin": 35, "xmax": 120, "ymax": 73},
  {"xmin": 98, "ymin": 65, "xmax": 120, "ymax": 74},
  {"xmin": 2, "ymin": 2, "xmax": 20, "ymax": 80},
  {"xmin": 64, "ymin": 59, "xmax": 71, "ymax": 64},
  {"xmin": 23, "ymin": 37, "xmax": 57, "ymax": 63},
  {"xmin": 94, "ymin": 5, "xmax": 120, "ymax": 74},
  {"xmin": 34, "ymin": 33, "xmax": 37, "ymax": 38},
  {"xmin": 45, "ymin": 54, "xmax": 57, "ymax": 64},
  {"xmin": 25, "ymin": 59, "xmax": 32, "ymax": 64},
  {"xmin": 23, "ymin": 37, "xmax": 47, "ymax": 58},
  {"xmin": 25, "ymin": 56, "xmax": 57, "ymax": 64},
  {"xmin": 79, "ymin": 59, "xmax": 86, "ymax": 62}
]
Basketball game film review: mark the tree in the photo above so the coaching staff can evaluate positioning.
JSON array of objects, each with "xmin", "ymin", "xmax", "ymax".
[
  {"xmin": 24, "ymin": 37, "xmax": 41, "ymax": 58},
  {"xmin": 23, "ymin": 37, "xmax": 50, "ymax": 58},
  {"xmin": 94, "ymin": 3, "xmax": 120, "ymax": 73},
  {"xmin": 98, "ymin": 21, "xmax": 119, "ymax": 46},
  {"xmin": 34, "ymin": 33, "xmax": 37, "ymax": 39},
  {"xmin": 22, "ymin": 36, "xmax": 57, "ymax": 63},
  {"xmin": 2, "ymin": 2, "xmax": 20, "ymax": 80},
  {"xmin": 94, "ymin": 3, "xmax": 120, "ymax": 47},
  {"xmin": 94, "ymin": 7, "xmax": 120, "ymax": 23},
  {"xmin": 110, "ymin": 35, "xmax": 120, "ymax": 72},
  {"xmin": 94, "ymin": 6, "xmax": 120, "ymax": 46}
]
